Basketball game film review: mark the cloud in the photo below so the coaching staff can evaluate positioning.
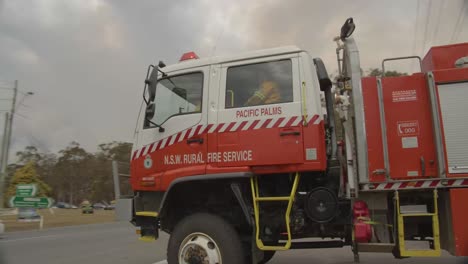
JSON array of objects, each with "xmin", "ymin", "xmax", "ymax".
[{"xmin": 0, "ymin": 0, "xmax": 466, "ymax": 160}]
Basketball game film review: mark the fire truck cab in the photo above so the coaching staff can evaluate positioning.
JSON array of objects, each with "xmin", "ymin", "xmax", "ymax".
[{"xmin": 125, "ymin": 18, "xmax": 468, "ymax": 264}]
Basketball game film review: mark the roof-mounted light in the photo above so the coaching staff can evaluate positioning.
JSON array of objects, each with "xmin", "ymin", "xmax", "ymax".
[{"xmin": 179, "ymin": 51, "xmax": 199, "ymax": 62}]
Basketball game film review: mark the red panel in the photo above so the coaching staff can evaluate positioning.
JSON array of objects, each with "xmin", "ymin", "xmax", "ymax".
[
  {"xmin": 362, "ymin": 77, "xmax": 385, "ymax": 182},
  {"xmin": 422, "ymin": 42, "xmax": 468, "ymax": 72},
  {"xmin": 434, "ymin": 68, "xmax": 468, "ymax": 83},
  {"xmin": 131, "ymin": 120, "xmax": 327, "ymax": 191},
  {"xmin": 450, "ymin": 188, "xmax": 468, "ymax": 256},
  {"xmin": 382, "ymin": 74, "xmax": 437, "ymax": 179}
]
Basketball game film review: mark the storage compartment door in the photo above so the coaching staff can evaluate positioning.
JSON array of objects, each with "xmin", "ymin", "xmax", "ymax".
[{"xmin": 438, "ymin": 82, "xmax": 468, "ymax": 175}]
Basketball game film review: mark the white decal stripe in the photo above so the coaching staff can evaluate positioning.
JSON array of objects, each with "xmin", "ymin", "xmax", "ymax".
[
  {"xmin": 454, "ymin": 179, "xmax": 464, "ymax": 186},
  {"xmin": 208, "ymin": 124, "xmax": 217, "ymax": 133},
  {"xmin": 160, "ymin": 138, "xmax": 168, "ymax": 149},
  {"xmin": 376, "ymin": 184, "xmax": 386, "ymax": 190},
  {"xmin": 242, "ymin": 120, "xmax": 255, "ymax": 131},
  {"xmin": 142, "ymin": 146, "xmax": 150, "ymax": 156},
  {"xmin": 179, "ymin": 130, "xmax": 187, "ymax": 142},
  {"xmin": 422, "ymin": 181, "xmax": 432, "ymax": 188},
  {"xmin": 219, "ymin": 123, "xmax": 230, "ymax": 133},
  {"xmin": 292, "ymin": 117, "xmax": 302, "ymax": 126},
  {"xmin": 189, "ymin": 127, "xmax": 196, "ymax": 138},
  {"xmin": 267, "ymin": 117, "xmax": 279, "ymax": 128},
  {"xmin": 313, "ymin": 117, "xmax": 321, "ymax": 124},
  {"xmin": 308, "ymin": 115, "xmax": 317, "ymax": 123},
  {"xmin": 253, "ymin": 119, "xmax": 265, "ymax": 130},
  {"xmin": 198, "ymin": 125, "xmax": 207, "ymax": 135},
  {"xmin": 168, "ymin": 135, "xmax": 176, "ymax": 146},
  {"xmin": 279, "ymin": 117, "xmax": 289, "ymax": 127},
  {"xmin": 391, "ymin": 183, "xmax": 400, "ymax": 190},
  {"xmin": 230, "ymin": 121, "xmax": 242, "ymax": 131},
  {"xmin": 151, "ymin": 142, "xmax": 159, "ymax": 152},
  {"xmin": 134, "ymin": 149, "xmax": 142, "ymax": 160}
]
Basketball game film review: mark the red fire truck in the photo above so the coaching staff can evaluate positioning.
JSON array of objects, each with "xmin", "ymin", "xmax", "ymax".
[{"xmin": 127, "ymin": 18, "xmax": 468, "ymax": 263}]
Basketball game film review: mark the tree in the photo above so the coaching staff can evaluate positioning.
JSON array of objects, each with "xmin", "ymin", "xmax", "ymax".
[
  {"xmin": 90, "ymin": 141, "xmax": 132, "ymax": 202},
  {"xmin": 16, "ymin": 146, "xmax": 42, "ymax": 165},
  {"xmin": 367, "ymin": 68, "xmax": 408, "ymax": 77},
  {"xmin": 5, "ymin": 162, "xmax": 52, "ymax": 206},
  {"xmin": 53, "ymin": 141, "xmax": 94, "ymax": 205}
]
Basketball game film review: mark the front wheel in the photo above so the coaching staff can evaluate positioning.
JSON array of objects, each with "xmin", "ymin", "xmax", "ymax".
[{"xmin": 167, "ymin": 213, "xmax": 245, "ymax": 264}]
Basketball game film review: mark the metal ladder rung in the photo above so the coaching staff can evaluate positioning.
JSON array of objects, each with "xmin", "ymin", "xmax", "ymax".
[
  {"xmin": 400, "ymin": 213, "xmax": 435, "ymax": 217},
  {"xmin": 255, "ymin": 196, "xmax": 290, "ymax": 202}
]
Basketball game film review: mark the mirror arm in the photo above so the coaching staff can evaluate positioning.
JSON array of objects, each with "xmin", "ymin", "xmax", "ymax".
[{"xmin": 145, "ymin": 118, "xmax": 165, "ymax": 132}]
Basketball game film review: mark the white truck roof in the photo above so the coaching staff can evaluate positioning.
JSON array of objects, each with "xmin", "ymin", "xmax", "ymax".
[{"xmin": 162, "ymin": 46, "xmax": 303, "ymax": 73}]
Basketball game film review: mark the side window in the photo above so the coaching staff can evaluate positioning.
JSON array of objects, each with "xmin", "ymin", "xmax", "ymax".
[
  {"xmin": 151, "ymin": 72, "xmax": 203, "ymax": 125},
  {"xmin": 225, "ymin": 59, "xmax": 293, "ymax": 108}
]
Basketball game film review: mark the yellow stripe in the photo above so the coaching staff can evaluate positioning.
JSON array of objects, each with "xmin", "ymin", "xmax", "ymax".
[
  {"xmin": 135, "ymin": 211, "xmax": 159, "ymax": 217},
  {"xmin": 139, "ymin": 236, "xmax": 156, "ymax": 242}
]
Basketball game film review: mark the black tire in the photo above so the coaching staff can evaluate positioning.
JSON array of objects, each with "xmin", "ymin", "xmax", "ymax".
[
  {"xmin": 167, "ymin": 213, "xmax": 245, "ymax": 264},
  {"xmin": 258, "ymin": 251, "xmax": 276, "ymax": 264}
]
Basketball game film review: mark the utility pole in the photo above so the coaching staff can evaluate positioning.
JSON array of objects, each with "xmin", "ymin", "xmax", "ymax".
[
  {"xmin": 0, "ymin": 80, "xmax": 17, "ymax": 208},
  {"xmin": 0, "ymin": 112, "xmax": 10, "ymax": 208}
]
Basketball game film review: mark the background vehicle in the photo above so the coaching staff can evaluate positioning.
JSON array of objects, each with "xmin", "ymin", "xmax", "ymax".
[
  {"xmin": 17, "ymin": 208, "xmax": 41, "ymax": 221},
  {"xmin": 122, "ymin": 18, "xmax": 468, "ymax": 263},
  {"xmin": 92, "ymin": 203, "xmax": 106, "ymax": 210},
  {"xmin": 81, "ymin": 205, "xmax": 94, "ymax": 214},
  {"xmin": 54, "ymin": 202, "xmax": 76, "ymax": 209}
]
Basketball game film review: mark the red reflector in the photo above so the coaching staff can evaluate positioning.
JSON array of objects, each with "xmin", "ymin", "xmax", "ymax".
[{"xmin": 179, "ymin": 51, "xmax": 199, "ymax": 61}]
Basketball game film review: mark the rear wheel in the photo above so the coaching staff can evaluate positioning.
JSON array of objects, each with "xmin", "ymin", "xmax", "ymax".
[
  {"xmin": 258, "ymin": 251, "xmax": 275, "ymax": 264},
  {"xmin": 168, "ymin": 213, "xmax": 245, "ymax": 264}
]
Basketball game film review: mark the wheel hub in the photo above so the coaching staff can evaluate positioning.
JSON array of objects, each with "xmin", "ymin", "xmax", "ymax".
[{"xmin": 179, "ymin": 232, "xmax": 222, "ymax": 264}]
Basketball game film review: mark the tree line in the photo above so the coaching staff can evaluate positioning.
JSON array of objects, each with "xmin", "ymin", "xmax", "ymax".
[{"xmin": 3, "ymin": 141, "xmax": 132, "ymax": 207}]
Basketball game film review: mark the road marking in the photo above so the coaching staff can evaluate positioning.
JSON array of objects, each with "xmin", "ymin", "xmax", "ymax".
[
  {"xmin": 153, "ymin": 260, "xmax": 167, "ymax": 264},
  {"xmin": 0, "ymin": 234, "xmax": 62, "ymax": 242}
]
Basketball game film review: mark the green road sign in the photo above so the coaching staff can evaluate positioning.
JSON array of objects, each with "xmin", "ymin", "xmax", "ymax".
[
  {"xmin": 9, "ymin": 196, "xmax": 53, "ymax": 208},
  {"xmin": 16, "ymin": 184, "xmax": 38, "ymax": 197}
]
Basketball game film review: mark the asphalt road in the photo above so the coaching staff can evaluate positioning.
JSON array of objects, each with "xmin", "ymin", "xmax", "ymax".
[{"xmin": 0, "ymin": 221, "xmax": 467, "ymax": 264}]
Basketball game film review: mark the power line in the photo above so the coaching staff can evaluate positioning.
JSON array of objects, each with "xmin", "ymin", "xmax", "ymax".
[
  {"xmin": 421, "ymin": 0, "xmax": 433, "ymax": 54},
  {"xmin": 451, "ymin": 0, "xmax": 467, "ymax": 42},
  {"xmin": 432, "ymin": 0, "xmax": 445, "ymax": 44},
  {"xmin": 412, "ymin": 0, "xmax": 421, "ymax": 56}
]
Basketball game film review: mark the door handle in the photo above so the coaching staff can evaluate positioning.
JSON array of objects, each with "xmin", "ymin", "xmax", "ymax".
[
  {"xmin": 279, "ymin": 131, "xmax": 301, "ymax": 136},
  {"xmin": 187, "ymin": 138, "xmax": 204, "ymax": 144}
]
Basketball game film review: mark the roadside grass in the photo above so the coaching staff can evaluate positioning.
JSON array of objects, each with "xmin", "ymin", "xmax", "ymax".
[{"xmin": 0, "ymin": 208, "xmax": 115, "ymax": 232}]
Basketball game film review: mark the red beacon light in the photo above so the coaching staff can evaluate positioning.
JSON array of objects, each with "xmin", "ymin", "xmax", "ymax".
[{"xmin": 179, "ymin": 51, "xmax": 199, "ymax": 62}]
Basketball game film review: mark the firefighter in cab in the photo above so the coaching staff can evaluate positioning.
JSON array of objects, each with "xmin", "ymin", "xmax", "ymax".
[{"xmin": 245, "ymin": 80, "xmax": 281, "ymax": 106}]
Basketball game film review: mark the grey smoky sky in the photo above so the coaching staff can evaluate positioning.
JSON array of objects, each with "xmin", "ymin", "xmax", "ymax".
[{"xmin": 0, "ymin": 0, "xmax": 467, "ymax": 157}]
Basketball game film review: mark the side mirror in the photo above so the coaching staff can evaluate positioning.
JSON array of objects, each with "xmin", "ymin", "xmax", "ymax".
[
  {"xmin": 145, "ymin": 102, "xmax": 155, "ymax": 127},
  {"xmin": 340, "ymin": 17, "xmax": 355, "ymax": 41},
  {"xmin": 145, "ymin": 65, "xmax": 159, "ymax": 102},
  {"xmin": 313, "ymin": 58, "xmax": 332, "ymax": 92}
]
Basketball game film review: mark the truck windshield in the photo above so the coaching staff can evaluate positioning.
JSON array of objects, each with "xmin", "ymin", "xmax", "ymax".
[{"xmin": 152, "ymin": 72, "xmax": 203, "ymax": 125}]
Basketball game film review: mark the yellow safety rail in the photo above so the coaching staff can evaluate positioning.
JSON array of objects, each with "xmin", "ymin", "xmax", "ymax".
[
  {"xmin": 250, "ymin": 172, "xmax": 300, "ymax": 251},
  {"xmin": 395, "ymin": 189, "xmax": 441, "ymax": 257},
  {"xmin": 301, "ymin": 82, "xmax": 308, "ymax": 125}
]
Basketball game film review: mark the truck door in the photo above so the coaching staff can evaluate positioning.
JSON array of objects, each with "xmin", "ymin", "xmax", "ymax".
[
  {"xmin": 214, "ymin": 55, "xmax": 304, "ymax": 168},
  {"xmin": 133, "ymin": 66, "xmax": 209, "ymax": 184}
]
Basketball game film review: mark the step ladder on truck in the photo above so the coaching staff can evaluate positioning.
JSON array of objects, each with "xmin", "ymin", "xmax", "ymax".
[{"xmin": 115, "ymin": 17, "xmax": 468, "ymax": 264}]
